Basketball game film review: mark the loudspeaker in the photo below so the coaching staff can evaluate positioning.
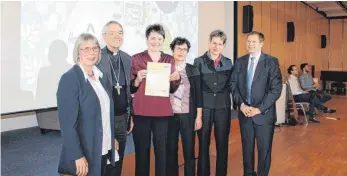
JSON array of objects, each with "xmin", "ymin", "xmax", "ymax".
[
  {"xmin": 311, "ymin": 65, "xmax": 315, "ymax": 77},
  {"xmin": 243, "ymin": 5, "xmax": 253, "ymax": 33},
  {"xmin": 321, "ymin": 35, "xmax": 327, "ymax": 48},
  {"xmin": 287, "ymin": 22, "xmax": 295, "ymax": 42}
]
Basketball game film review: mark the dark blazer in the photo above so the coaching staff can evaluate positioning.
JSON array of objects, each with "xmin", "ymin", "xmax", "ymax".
[
  {"xmin": 194, "ymin": 52, "xmax": 233, "ymax": 109},
  {"xmin": 56, "ymin": 65, "xmax": 116, "ymax": 176},
  {"xmin": 185, "ymin": 63, "xmax": 203, "ymax": 118},
  {"xmin": 97, "ymin": 47, "xmax": 133, "ymax": 117},
  {"xmin": 230, "ymin": 52, "xmax": 282, "ymax": 125}
]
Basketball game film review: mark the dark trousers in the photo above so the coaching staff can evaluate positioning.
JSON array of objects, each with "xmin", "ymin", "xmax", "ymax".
[
  {"xmin": 101, "ymin": 151, "xmax": 114, "ymax": 176},
  {"xmin": 293, "ymin": 92, "xmax": 326, "ymax": 114},
  {"xmin": 167, "ymin": 113, "xmax": 196, "ymax": 176},
  {"xmin": 239, "ymin": 119, "xmax": 275, "ymax": 176},
  {"xmin": 115, "ymin": 113, "xmax": 128, "ymax": 176},
  {"xmin": 105, "ymin": 113, "xmax": 128, "ymax": 176},
  {"xmin": 312, "ymin": 91, "xmax": 332, "ymax": 103},
  {"xmin": 133, "ymin": 116, "xmax": 169, "ymax": 176},
  {"xmin": 197, "ymin": 108, "xmax": 231, "ymax": 176}
]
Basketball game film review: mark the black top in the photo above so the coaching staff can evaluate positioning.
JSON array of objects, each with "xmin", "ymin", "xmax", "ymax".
[
  {"xmin": 193, "ymin": 52, "xmax": 233, "ymax": 109},
  {"xmin": 185, "ymin": 64, "xmax": 203, "ymax": 118},
  {"xmin": 106, "ymin": 47, "xmax": 128, "ymax": 115}
]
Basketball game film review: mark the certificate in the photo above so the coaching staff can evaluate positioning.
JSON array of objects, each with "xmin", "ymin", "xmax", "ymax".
[{"xmin": 145, "ymin": 62, "xmax": 171, "ymax": 97}]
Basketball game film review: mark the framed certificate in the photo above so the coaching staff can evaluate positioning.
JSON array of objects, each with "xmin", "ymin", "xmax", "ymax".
[{"xmin": 145, "ymin": 62, "xmax": 171, "ymax": 97}]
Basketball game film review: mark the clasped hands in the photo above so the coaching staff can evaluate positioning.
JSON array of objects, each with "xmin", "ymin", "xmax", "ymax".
[{"xmin": 241, "ymin": 104, "xmax": 261, "ymax": 117}]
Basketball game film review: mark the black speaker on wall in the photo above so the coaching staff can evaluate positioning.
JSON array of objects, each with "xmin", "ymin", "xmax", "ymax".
[
  {"xmin": 321, "ymin": 35, "xmax": 327, "ymax": 48},
  {"xmin": 287, "ymin": 22, "xmax": 295, "ymax": 42},
  {"xmin": 311, "ymin": 65, "xmax": 315, "ymax": 77},
  {"xmin": 243, "ymin": 5, "xmax": 253, "ymax": 33}
]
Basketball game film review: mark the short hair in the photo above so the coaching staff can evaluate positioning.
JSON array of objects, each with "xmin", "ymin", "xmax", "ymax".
[
  {"xmin": 170, "ymin": 37, "xmax": 191, "ymax": 52},
  {"xmin": 209, "ymin": 30, "xmax": 227, "ymax": 44},
  {"xmin": 287, "ymin": 65, "xmax": 296, "ymax": 74},
  {"xmin": 101, "ymin": 20, "xmax": 123, "ymax": 34},
  {"xmin": 73, "ymin": 33, "xmax": 101, "ymax": 64},
  {"xmin": 247, "ymin": 31, "xmax": 265, "ymax": 42},
  {"xmin": 300, "ymin": 63, "xmax": 308, "ymax": 71},
  {"xmin": 145, "ymin": 24, "xmax": 165, "ymax": 39}
]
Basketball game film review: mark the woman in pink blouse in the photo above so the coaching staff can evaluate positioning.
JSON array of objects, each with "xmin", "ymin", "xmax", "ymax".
[
  {"xmin": 166, "ymin": 37, "xmax": 203, "ymax": 176},
  {"xmin": 130, "ymin": 24, "xmax": 180, "ymax": 176}
]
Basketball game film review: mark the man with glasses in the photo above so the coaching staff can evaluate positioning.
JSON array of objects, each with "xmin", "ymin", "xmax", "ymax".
[
  {"xmin": 97, "ymin": 20, "xmax": 133, "ymax": 176},
  {"xmin": 230, "ymin": 31, "xmax": 282, "ymax": 176}
]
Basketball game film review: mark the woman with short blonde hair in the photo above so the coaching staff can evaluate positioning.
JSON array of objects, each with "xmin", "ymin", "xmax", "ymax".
[{"xmin": 57, "ymin": 33, "xmax": 116, "ymax": 176}]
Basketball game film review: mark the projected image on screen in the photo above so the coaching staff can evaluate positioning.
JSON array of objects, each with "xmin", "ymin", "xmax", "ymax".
[{"xmin": 19, "ymin": 1, "xmax": 198, "ymax": 112}]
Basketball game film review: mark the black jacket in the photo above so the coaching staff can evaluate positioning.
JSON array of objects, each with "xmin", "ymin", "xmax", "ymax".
[
  {"xmin": 184, "ymin": 64, "xmax": 203, "ymax": 118},
  {"xmin": 194, "ymin": 52, "xmax": 233, "ymax": 109}
]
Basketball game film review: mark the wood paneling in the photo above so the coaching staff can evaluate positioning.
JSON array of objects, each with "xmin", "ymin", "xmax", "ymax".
[
  {"xmin": 237, "ymin": 1, "xmax": 250, "ymax": 57},
  {"xmin": 329, "ymin": 20, "xmax": 343, "ymax": 71},
  {"xmin": 343, "ymin": 19, "xmax": 347, "ymax": 71},
  {"xmin": 251, "ymin": 1, "xmax": 262, "ymax": 32},
  {"xmin": 236, "ymin": 1, "xmax": 344, "ymax": 78}
]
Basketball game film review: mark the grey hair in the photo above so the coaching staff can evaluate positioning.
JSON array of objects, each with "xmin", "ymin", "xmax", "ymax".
[
  {"xmin": 209, "ymin": 30, "xmax": 227, "ymax": 44},
  {"xmin": 72, "ymin": 33, "xmax": 101, "ymax": 64},
  {"xmin": 101, "ymin": 20, "xmax": 123, "ymax": 34}
]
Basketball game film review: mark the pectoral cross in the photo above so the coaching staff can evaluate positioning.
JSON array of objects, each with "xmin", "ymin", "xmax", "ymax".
[{"xmin": 115, "ymin": 82, "xmax": 122, "ymax": 95}]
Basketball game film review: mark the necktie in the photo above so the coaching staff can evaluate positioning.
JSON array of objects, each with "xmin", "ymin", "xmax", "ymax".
[{"xmin": 247, "ymin": 57, "xmax": 255, "ymax": 104}]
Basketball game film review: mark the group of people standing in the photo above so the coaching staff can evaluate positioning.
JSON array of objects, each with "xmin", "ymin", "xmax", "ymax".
[{"xmin": 57, "ymin": 20, "xmax": 282, "ymax": 176}]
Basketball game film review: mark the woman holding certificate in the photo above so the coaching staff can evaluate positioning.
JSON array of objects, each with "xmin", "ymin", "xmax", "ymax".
[
  {"xmin": 166, "ymin": 37, "xmax": 203, "ymax": 176},
  {"xmin": 130, "ymin": 24, "xmax": 181, "ymax": 176}
]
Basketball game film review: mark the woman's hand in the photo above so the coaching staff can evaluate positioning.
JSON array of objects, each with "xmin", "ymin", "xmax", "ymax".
[
  {"xmin": 169, "ymin": 71, "xmax": 180, "ymax": 81},
  {"xmin": 75, "ymin": 156, "xmax": 88, "ymax": 176},
  {"xmin": 194, "ymin": 116, "xmax": 203, "ymax": 131},
  {"xmin": 127, "ymin": 116, "xmax": 134, "ymax": 135},
  {"xmin": 134, "ymin": 70, "xmax": 147, "ymax": 86},
  {"xmin": 115, "ymin": 139, "xmax": 119, "ymax": 151}
]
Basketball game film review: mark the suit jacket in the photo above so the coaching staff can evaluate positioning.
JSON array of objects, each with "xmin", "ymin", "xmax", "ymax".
[
  {"xmin": 56, "ymin": 65, "xmax": 116, "ymax": 176},
  {"xmin": 230, "ymin": 52, "xmax": 282, "ymax": 125},
  {"xmin": 97, "ymin": 47, "xmax": 133, "ymax": 117},
  {"xmin": 185, "ymin": 63, "xmax": 203, "ymax": 119},
  {"xmin": 194, "ymin": 52, "xmax": 233, "ymax": 109}
]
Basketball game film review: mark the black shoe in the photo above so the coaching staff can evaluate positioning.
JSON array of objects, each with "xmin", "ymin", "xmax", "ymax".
[
  {"xmin": 309, "ymin": 117, "xmax": 320, "ymax": 123},
  {"xmin": 323, "ymin": 109, "xmax": 336, "ymax": 113}
]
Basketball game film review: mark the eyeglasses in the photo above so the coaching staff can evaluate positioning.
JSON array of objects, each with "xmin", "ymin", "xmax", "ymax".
[
  {"xmin": 80, "ymin": 46, "xmax": 100, "ymax": 53},
  {"xmin": 247, "ymin": 40, "xmax": 261, "ymax": 45},
  {"xmin": 105, "ymin": 32, "xmax": 123, "ymax": 36},
  {"xmin": 175, "ymin": 47, "xmax": 188, "ymax": 53}
]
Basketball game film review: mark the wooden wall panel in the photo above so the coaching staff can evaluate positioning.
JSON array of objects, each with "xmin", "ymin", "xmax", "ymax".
[
  {"xmin": 270, "ymin": 2, "xmax": 279, "ymax": 61},
  {"xmin": 236, "ymin": 1, "xmax": 336, "ymax": 77},
  {"xmin": 251, "ymin": 1, "xmax": 262, "ymax": 32},
  {"xmin": 320, "ymin": 19, "xmax": 329, "ymax": 72},
  {"xmin": 261, "ymin": 1, "xmax": 271, "ymax": 53},
  {"xmin": 343, "ymin": 19, "xmax": 347, "ymax": 71},
  {"xmin": 237, "ymin": 1, "xmax": 250, "ymax": 57},
  {"xmin": 329, "ymin": 20, "xmax": 343, "ymax": 71},
  {"xmin": 277, "ymin": 1, "xmax": 286, "ymax": 76}
]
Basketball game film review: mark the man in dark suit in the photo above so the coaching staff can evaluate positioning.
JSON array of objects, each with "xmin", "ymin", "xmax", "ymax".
[
  {"xmin": 230, "ymin": 31, "xmax": 282, "ymax": 176},
  {"xmin": 97, "ymin": 21, "xmax": 133, "ymax": 176}
]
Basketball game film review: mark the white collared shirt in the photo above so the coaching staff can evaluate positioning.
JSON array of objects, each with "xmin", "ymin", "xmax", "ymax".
[
  {"xmin": 78, "ymin": 64, "xmax": 112, "ymax": 155},
  {"xmin": 288, "ymin": 74, "xmax": 305, "ymax": 95},
  {"xmin": 247, "ymin": 51, "xmax": 262, "ymax": 80}
]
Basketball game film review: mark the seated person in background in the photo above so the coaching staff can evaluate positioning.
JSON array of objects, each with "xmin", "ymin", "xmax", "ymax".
[
  {"xmin": 287, "ymin": 65, "xmax": 336, "ymax": 123},
  {"xmin": 299, "ymin": 63, "xmax": 332, "ymax": 103}
]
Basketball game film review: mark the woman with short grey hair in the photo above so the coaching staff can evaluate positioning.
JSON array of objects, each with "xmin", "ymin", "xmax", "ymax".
[{"xmin": 57, "ymin": 33, "xmax": 116, "ymax": 176}]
